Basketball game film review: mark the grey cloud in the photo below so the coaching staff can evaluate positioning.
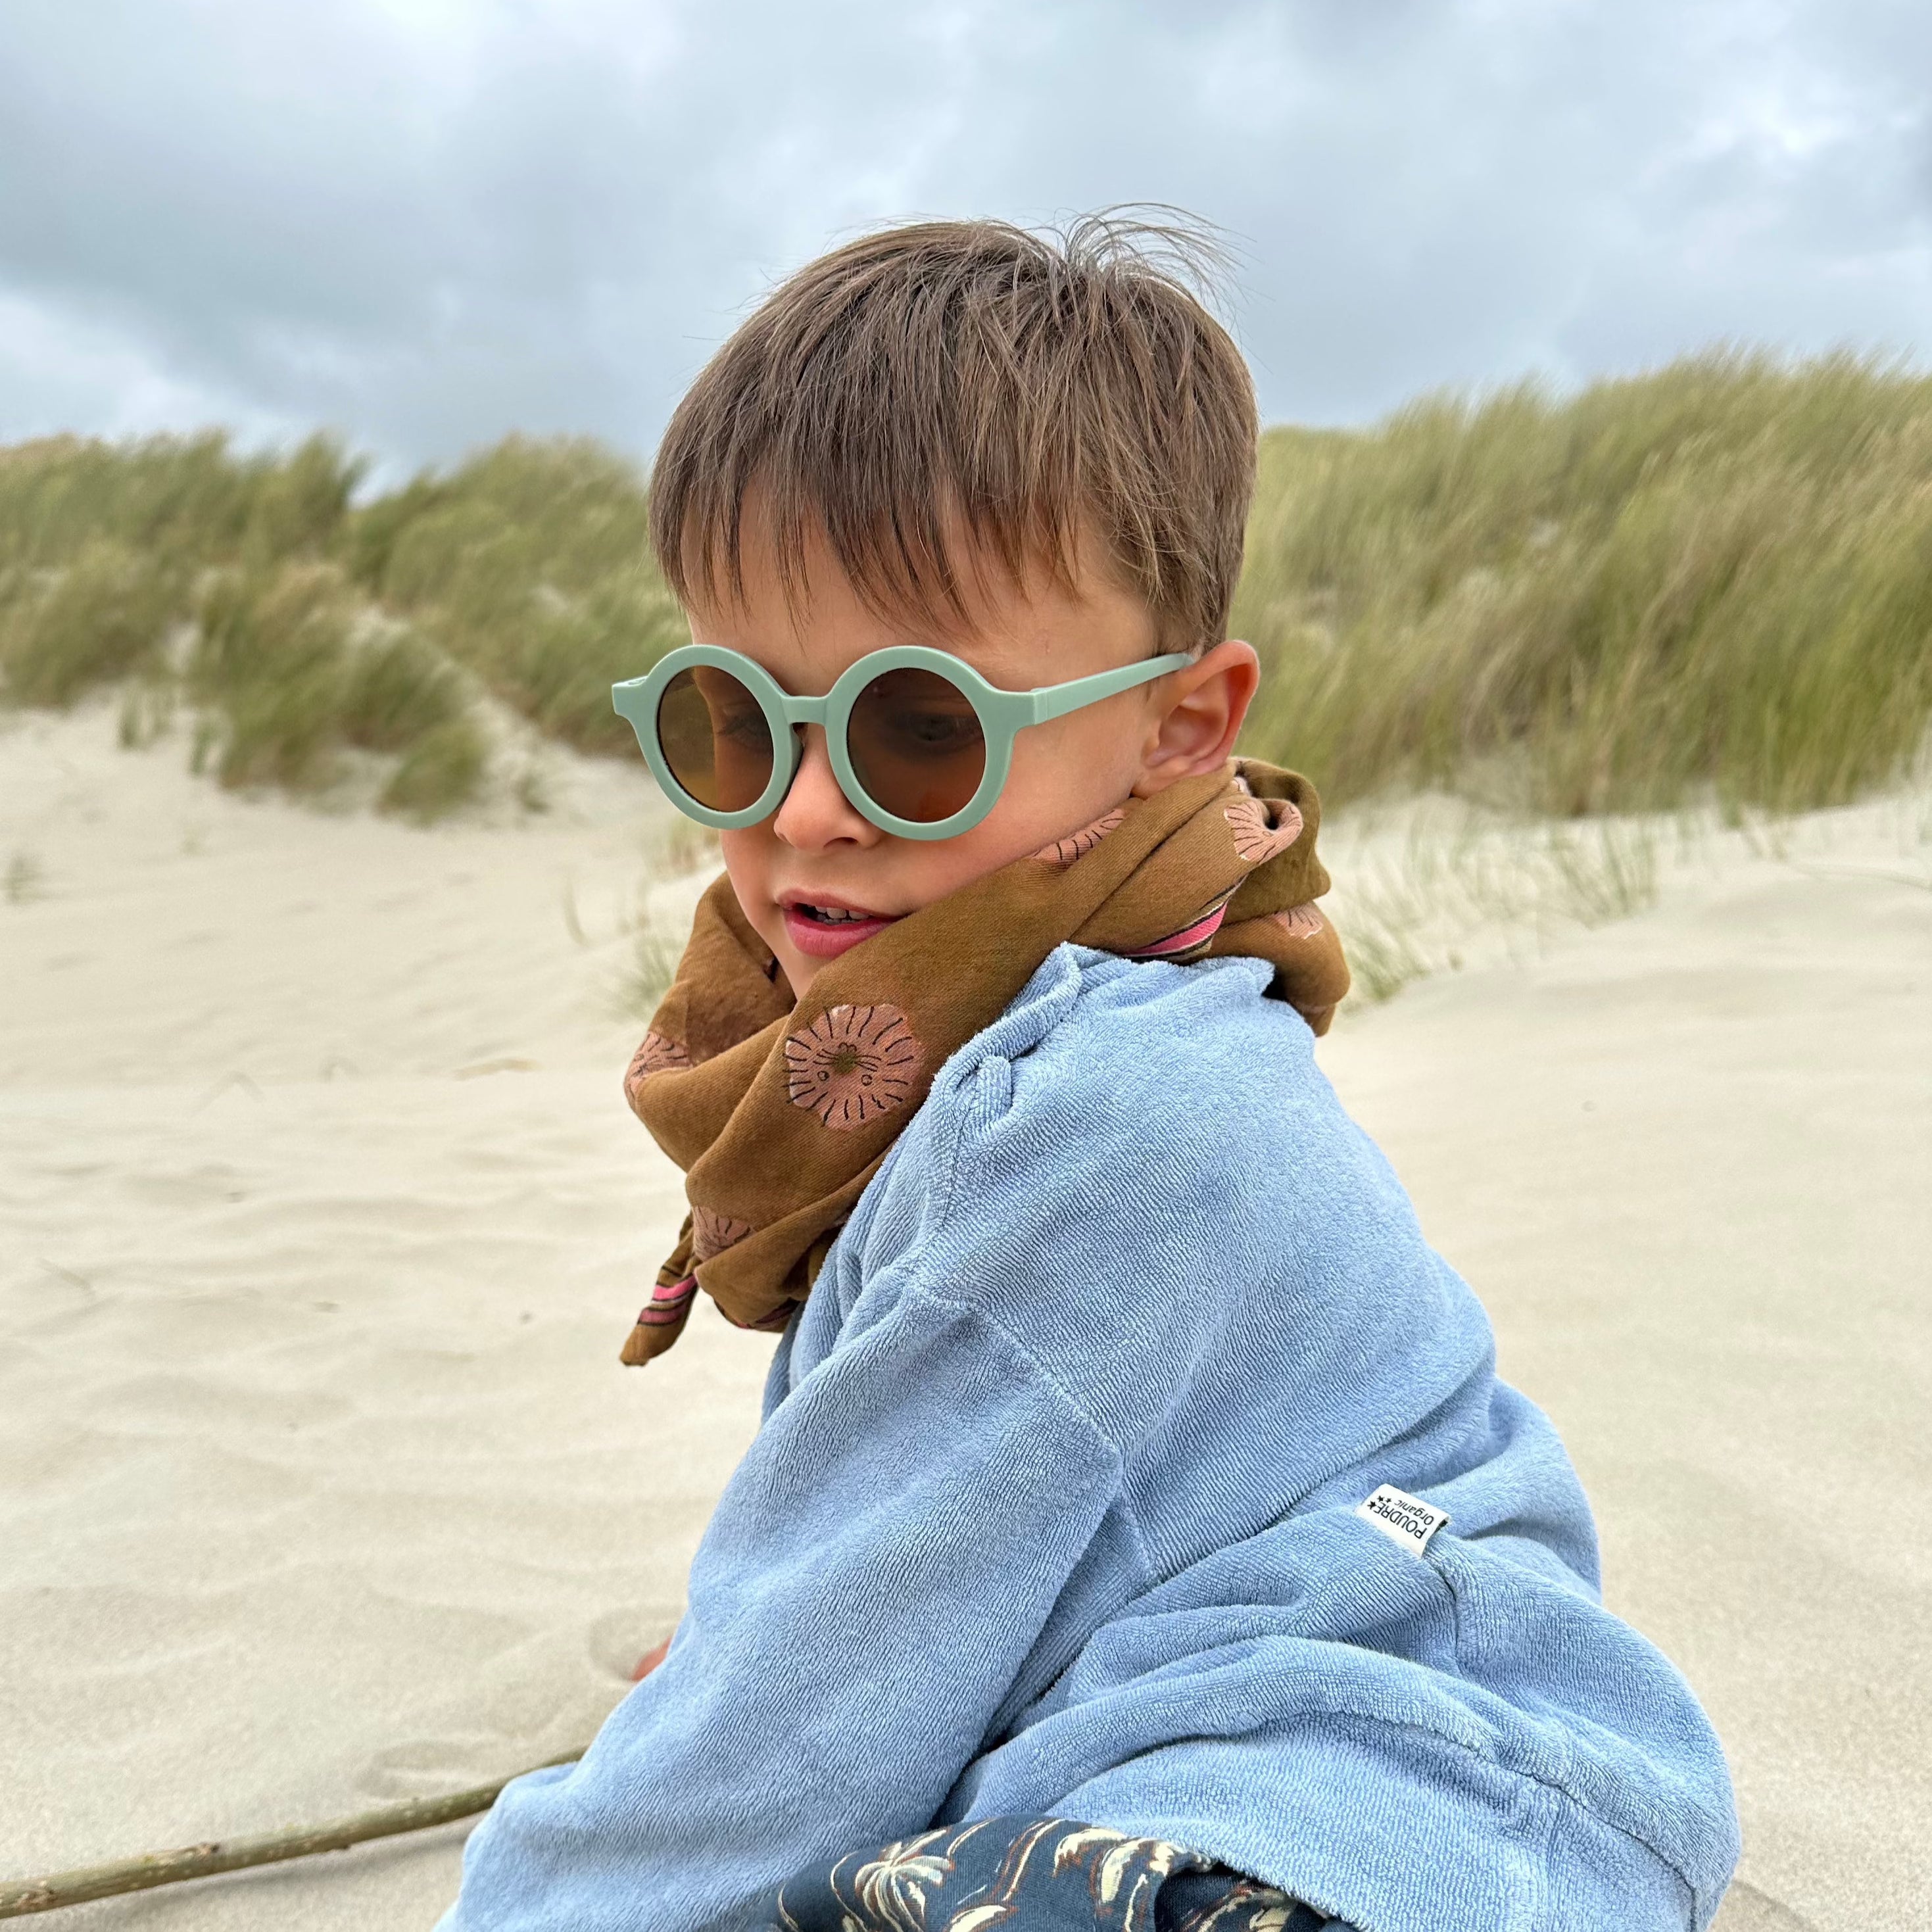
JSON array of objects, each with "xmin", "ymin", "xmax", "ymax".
[{"xmin": 0, "ymin": 0, "xmax": 1927, "ymax": 472}]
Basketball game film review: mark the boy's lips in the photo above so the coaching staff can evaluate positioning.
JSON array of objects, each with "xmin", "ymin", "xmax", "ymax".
[{"xmin": 779, "ymin": 892, "xmax": 906, "ymax": 960}]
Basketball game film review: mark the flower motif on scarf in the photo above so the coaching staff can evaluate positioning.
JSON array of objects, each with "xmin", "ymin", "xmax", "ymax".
[
  {"xmin": 623, "ymin": 1030, "xmax": 692, "ymax": 1111},
  {"xmin": 783, "ymin": 1003, "xmax": 925, "ymax": 1131},
  {"xmin": 1272, "ymin": 902, "xmax": 1326, "ymax": 940},
  {"xmin": 691, "ymin": 1205, "xmax": 756, "ymax": 1262},
  {"xmin": 1032, "ymin": 806, "xmax": 1126, "ymax": 867},
  {"xmin": 1224, "ymin": 793, "xmax": 1303, "ymax": 865}
]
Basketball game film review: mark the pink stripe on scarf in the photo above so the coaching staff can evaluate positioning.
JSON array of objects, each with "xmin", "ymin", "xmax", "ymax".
[
  {"xmin": 1132, "ymin": 903, "xmax": 1230, "ymax": 959},
  {"xmin": 639, "ymin": 1276, "xmax": 699, "ymax": 1325}
]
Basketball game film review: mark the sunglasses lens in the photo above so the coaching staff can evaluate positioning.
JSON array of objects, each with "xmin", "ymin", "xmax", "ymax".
[
  {"xmin": 656, "ymin": 665, "xmax": 774, "ymax": 812},
  {"xmin": 847, "ymin": 667, "xmax": 987, "ymax": 825}
]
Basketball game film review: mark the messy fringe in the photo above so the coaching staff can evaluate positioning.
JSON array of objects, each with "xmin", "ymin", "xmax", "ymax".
[{"xmin": 647, "ymin": 208, "xmax": 1258, "ymax": 654}]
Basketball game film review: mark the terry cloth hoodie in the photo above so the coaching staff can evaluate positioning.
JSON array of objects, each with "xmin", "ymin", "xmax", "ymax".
[{"xmin": 440, "ymin": 944, "xmax": 1741, "ymax": 1932}]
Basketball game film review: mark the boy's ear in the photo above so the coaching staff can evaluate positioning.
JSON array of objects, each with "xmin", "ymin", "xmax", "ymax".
[{"xmin": 1132, "ymin": 639, "xmax": 1261, "ymax": 794}]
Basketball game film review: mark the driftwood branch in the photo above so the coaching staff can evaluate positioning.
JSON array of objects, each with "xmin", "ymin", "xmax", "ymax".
[{"xmin": 0, "ymin": 1751, "xmax": 584, "ymax": 1919}]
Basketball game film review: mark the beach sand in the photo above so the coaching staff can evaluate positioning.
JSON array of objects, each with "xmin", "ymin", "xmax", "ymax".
[{"xmin": 1, "ymin": 704, "xmax": 1924, "ymax": 1931}]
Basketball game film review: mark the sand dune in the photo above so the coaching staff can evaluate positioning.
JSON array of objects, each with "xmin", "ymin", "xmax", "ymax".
[{"xmin": 1, "ymin": 703, "xmax": 1924, "ymax": 1930}]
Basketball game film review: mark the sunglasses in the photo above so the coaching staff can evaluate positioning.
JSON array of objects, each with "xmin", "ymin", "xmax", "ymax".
[{"xmin": 611, "ymin": 643, "xmax": 1190, "ymax": 840}]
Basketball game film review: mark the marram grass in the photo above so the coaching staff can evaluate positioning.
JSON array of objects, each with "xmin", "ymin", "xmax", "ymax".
[
  {"xmin": 0, "ymin": 539, "xmax": 186, "ymax": 706},
  {"xmin": 1232, "ymin": 349, "xmax": 1932, "ymax": 816},
  {"xmin": 3, "ymin": 349, "xmax": 1931, "ymax": 826},
  {"xmin": 346, "ymin": 434, "xmax": 687, "ymax": 754},
  {"xmin": 187, "ymin": 562, "xmax": 483, "ymax": 800}
]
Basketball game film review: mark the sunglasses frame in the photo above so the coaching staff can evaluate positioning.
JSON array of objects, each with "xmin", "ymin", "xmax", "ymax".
[{"xmin": 612, "ymin": 642, "xmax": 1193, "ymax": 840}]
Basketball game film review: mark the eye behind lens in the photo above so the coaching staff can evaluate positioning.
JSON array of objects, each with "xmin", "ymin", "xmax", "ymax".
[
  {"xmin": 657, "ymin": 665, "xmax": 775, "ymax": 811},
  {"xmin": 847, "ymin": 667, "xmax": 988, "ymax": 825}
]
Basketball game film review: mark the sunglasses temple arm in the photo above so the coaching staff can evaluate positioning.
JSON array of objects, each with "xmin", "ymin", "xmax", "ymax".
[{"xmin": 1025, "ymin": 652, "xmax": 1194, "ymax": 726}]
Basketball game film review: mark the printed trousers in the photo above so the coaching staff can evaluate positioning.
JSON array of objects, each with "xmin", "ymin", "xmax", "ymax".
[{"xmin": 748, "ymin": 1815, "xmax": 1359, "ymax": 1931}]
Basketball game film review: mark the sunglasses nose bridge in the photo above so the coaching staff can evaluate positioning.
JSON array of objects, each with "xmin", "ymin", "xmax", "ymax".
[
  {"xmin": 777, "ymin": 688, "xmax": 850, "ymax": 777},
  {"xmin": 767, "ymin": 717, "xmax": 886, "ymax": 846}
]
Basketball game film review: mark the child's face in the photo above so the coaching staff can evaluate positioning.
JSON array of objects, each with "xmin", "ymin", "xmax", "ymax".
[{"xmin": 685, "ymin": 516, "xmax": 1259, "ymax": 1000}]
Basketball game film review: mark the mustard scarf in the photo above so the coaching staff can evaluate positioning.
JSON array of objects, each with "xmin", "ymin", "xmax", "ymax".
[{"xmin": 619, "ymin": 757, "xmax": 1349, "ymax": 1366}]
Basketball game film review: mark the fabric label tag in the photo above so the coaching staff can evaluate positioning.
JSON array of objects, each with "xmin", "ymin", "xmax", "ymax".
[{"xmin": 1356, "ymin": 1484, "xmax": 1451, "ymax": 1555}]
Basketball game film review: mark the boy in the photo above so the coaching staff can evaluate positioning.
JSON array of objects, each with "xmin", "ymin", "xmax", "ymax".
[{"xmin": 441, "ymin": 216, "xmax": 1737, "ymax": 1931}]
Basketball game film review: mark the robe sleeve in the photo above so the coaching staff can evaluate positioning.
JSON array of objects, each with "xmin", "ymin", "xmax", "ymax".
[{"xmin": 438, "ymin": 1284, "xmax": 1123, "ymax": 1932}]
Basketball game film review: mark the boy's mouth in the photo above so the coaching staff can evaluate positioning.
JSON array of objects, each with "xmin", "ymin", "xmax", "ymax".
[{"xmin": 779, "ymin": 892, "xmax": 905, "ymax": 961}]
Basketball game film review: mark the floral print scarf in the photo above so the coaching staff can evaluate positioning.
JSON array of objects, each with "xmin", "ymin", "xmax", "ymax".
[{"xmin": 618, "ymin": 756, "xmax": 1349, "ymax": 1366}]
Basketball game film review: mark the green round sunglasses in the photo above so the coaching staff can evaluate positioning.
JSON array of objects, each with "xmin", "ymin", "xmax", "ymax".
[{"xmin": 611, "ymin": 642, "xmax": 1191, "ymax": 840}]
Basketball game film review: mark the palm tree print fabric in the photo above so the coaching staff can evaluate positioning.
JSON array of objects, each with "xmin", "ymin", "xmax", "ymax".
[
  {"xmin": 619, "ymin": 757, "xmax": 1350, "ymax": 1366},
  {"xmin": 749, "ymin": 1816, "xmax": 1356, "ymax": 1932}
]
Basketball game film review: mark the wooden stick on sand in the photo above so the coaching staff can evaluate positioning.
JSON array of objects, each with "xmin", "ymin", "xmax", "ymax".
[{"xmin": 0, "ymin": 1752, "xmax": 583, "ymax": 1919}]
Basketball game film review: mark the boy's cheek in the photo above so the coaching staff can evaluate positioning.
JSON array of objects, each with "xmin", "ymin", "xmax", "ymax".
[{"xmin": 717, "ymin": 831, "xmax": 772, "ymax": 907}]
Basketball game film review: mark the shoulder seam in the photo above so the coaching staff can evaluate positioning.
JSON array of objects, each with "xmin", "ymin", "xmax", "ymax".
[
  {"xmin": 898, "ymin": 1282, "xmax": 1130, "ymax": 1517},
  {"xmin": 906, "ymin": 1280, "xmax": 1104, "ymax": 1443},
  {"xmin": 898, "ymin": 1272, "xmax": 1149, "ymax": 1585}
]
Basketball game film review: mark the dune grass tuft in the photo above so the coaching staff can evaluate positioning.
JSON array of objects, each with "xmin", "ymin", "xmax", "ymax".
[
  {"xmin": 346, "ymin": 435, "xmax": 685, "ymax": 752},
  {"xmin": 189, "ymin": 562, "xmax": 482, "ymax": 815},
  {"xmin": 191, "ymin": 564, "xmax": 361, "ymax": 789},
  {"xmin": 0, "ymin": 429, "xmax": 361, "ymax": 580},
  {"xmin": 338, "ymin": 628, "xmax": 474, "ymax": 755},
  {"xmin": 1232, "ymin": 349, "xmax": 1932, "ymax": 817},
  {"xmin": 0, "ymin": 540, "xmax": 187, "ymax": 707},
  {"xmin": 380, "ymin": 717, "xmax": 491, "ymax": 823}
]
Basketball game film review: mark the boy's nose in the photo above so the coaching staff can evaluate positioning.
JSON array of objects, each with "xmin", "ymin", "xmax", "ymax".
[{"xmin": 770, "ymin": 725, "xmax": 880, "ymax": 850}]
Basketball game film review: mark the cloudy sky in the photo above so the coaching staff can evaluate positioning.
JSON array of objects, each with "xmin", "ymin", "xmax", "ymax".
[{"xmin": 1, "ymin": 0, "xmax": 1927, "ymax": 475}]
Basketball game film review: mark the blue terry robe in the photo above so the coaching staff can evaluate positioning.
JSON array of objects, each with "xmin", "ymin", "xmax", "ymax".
[{"xmin": 441, "ymin": 945, "xmax": 1739, "ymax": 1932}]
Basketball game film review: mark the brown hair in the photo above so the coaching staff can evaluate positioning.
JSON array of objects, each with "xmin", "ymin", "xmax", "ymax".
[{"xmin": 648, "ymin": 212, "xmax": 1258, "ymax": 656}]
